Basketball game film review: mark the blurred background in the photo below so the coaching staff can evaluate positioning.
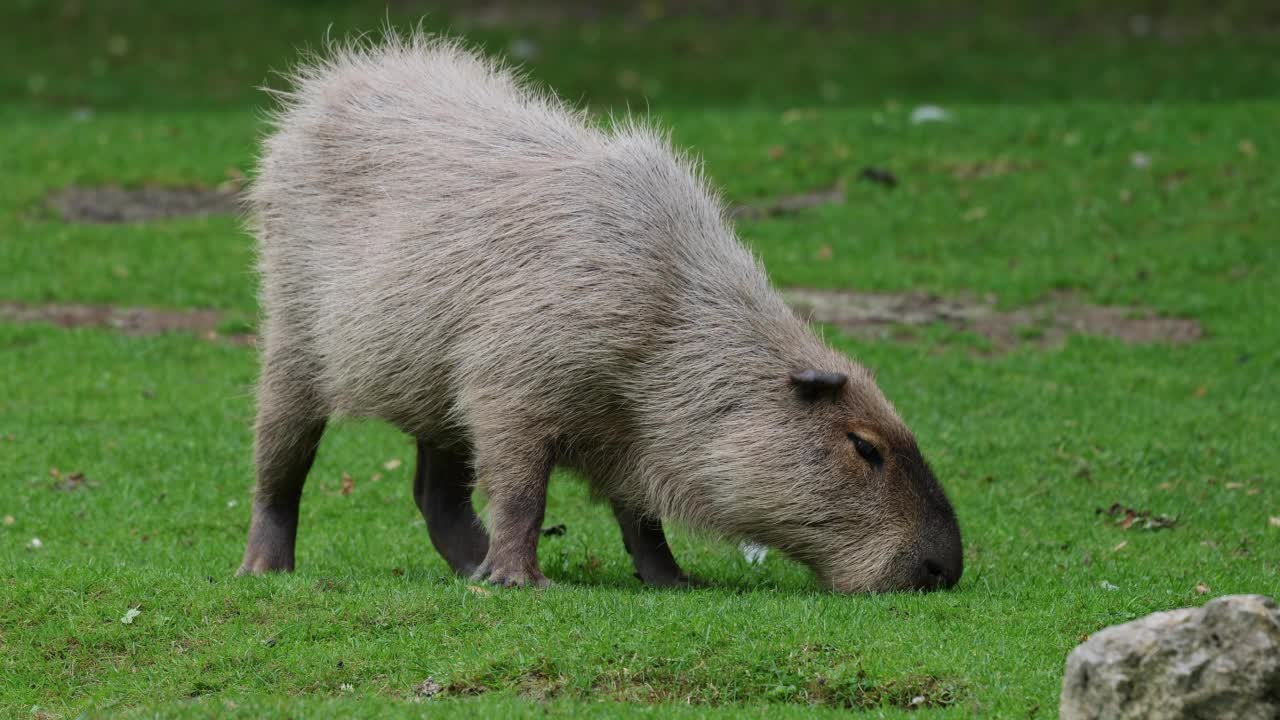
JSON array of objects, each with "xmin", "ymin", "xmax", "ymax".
[{"xmin": 6, "ymin": 0, "xmax": 1280, "ymax": 112}]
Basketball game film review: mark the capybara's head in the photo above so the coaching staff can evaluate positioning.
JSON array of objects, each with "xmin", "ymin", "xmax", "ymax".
[{"xmin": 712, "ymin": 360, "xmax": 962, "ymax": 593}]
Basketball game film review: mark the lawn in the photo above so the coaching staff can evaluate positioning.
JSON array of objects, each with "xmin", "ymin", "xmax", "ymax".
[{"xmin": 2, "ymin": 2, "xmax": 1278, "ymax": 717}]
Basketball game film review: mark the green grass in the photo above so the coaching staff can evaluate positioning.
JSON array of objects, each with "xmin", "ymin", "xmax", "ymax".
[{"xmin": 3, "ymin": 2, "xmax": 1279, "ymax": 718}]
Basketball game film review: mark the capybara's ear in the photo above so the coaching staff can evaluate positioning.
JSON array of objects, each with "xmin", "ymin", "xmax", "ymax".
[{"xmin": 788, "ymin": 369, "xmax": 848, "ymax": 401}]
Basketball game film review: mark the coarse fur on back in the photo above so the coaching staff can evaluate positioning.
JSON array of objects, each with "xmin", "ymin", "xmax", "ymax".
[{"xmin": 240, "ymin": 31, "xmax": 962, "ymax": 593}]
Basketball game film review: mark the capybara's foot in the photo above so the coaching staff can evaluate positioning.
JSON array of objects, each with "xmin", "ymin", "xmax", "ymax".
[
  {"xmin": 472, "ymin": 557, "xmax": 550, "ymax": 588},
  {"xmin": 236, "ymin": 534, "xmax": 295, "ymax": 575},
  {"xmin": 237, "ymin": 503, "xmax": 298, "ymax": 576},
  {"xmin": 636, "ymin": 570, "xmax": 704, "ymax": 588},
  {"xmin": 236, "ymin": 551, "xmax": 294, "ymax": 576}
]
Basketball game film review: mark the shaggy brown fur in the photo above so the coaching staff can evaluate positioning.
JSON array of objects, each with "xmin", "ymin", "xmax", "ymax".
[{"xmin": 237, "ymin": 33, "xmax": 962, "ymax": 592}]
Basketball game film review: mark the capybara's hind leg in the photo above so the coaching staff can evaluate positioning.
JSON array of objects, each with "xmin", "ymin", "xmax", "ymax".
[
  {"xmin": 413, "ymin": 440, "xmax": 490, "ymax": 576},
  {"xmin": 237, "ymin": 375, "xmax": 326, "ymax": 576},
  {"xmin": 470, "ymin": 437, "xmax": 554, "ymax": 588},
  {"xmin": 611, "ymin": 502, "xmax": 693, "ymax": 587}
]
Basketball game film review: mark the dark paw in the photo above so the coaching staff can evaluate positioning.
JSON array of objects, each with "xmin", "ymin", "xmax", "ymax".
[{"xmin": 635, "ymin": 571, "xmax": 705, "ymax": 588}]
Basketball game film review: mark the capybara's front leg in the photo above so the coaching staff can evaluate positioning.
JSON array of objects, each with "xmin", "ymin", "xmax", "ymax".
[{"xmin": 470, "ymin": 442, "xmax": 553, "ymax": 588}]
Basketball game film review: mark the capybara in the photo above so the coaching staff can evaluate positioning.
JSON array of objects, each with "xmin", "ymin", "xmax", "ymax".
[{"xmin": 238, "ymin": 33, "xmax": 962, "ymax": 592}]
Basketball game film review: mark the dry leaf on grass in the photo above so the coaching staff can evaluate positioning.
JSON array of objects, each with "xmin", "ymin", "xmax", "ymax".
[
  {"xmin": 121, "ymin": 607, "xmax": 141, "ymax": 624},
  {"xmin": 1098, "ymin": 503, "xmax": 1177, "ymax": 531},
  {"xmin": 50, "ymin": 469, "xmax": 95, "ymax": 492},
  {"xmin": 340, "ymin": 473, "xmax": 354, "ymax": 496},
  {"xmin": 413, "ymin": 677, "xmax": 443, "ymax": 701},
  {"xmin": 1195, "ymin": 583, "xmax": 1210, "ymax": 595},
  {"xmin": 466, "ymin": 585, "xmax": 492, "ymax": 597},
  {"xmin": 383, "ymin": 458, "xmax": 402, "ymax": 471}
]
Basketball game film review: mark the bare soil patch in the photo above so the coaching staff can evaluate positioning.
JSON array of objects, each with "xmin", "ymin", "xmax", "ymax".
[
  {"xmin": 46, "ymin": 185, "xmax": 241, "ymax": 224},
  {"xmin": 784, "ymin": 289, "xmax": 1202, "ymax": 352},
  {"xmin": 436, "ymin": 645, "xmax": 960, "ymax": 710},
  {"xmin": 0, "ymin": 302, "xmax": 253, "ymax": 346},
  {"xmin": 2, "ymin": 290, "xmax": 1199, "ymax": 355},
  {"xmin": 730, "ymin": 185, "xmax": 845, "ymax": 221}
]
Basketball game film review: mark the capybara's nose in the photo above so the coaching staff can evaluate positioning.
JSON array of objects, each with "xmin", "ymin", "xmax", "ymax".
[{"xmin": 913, "ymin": 554, "xmax": 961, "ymax": 591}]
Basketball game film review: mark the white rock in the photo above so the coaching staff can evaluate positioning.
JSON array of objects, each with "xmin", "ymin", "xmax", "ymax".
[{"xmin": 1061, "ymin": 594, "xmax": 1280, "ymax": 720}]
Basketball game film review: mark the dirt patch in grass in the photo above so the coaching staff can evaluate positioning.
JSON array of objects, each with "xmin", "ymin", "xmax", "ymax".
[
  {"xmin": 46, "ymin": 185, "xmax": 242, "ymax": 224},
  {"xmin": 0, "ymin": 301, "xmax": 254, "ymax": 346},
  {"xmin": 784, "ymin": 289, "xmax": 1202, "ymax": 352},
  {"xmin": 2, "ymin": 290, "xmax": 1200, "ymax": 355},
  {"xmin": 730, "ymin": 185, "xmax": 845, "ymax": 221},
  {"xmin": 439, "ymin": 646, "xmax": 962, "ymax": 710}
]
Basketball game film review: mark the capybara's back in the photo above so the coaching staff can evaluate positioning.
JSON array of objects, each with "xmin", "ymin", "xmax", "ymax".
[
  {"xmin": 251, "ymin": 36, "xmax": 737, "ymax": 432},
  {"xmin": 240, "ymin": 34, "xmax": 962, "ymax": 592}
]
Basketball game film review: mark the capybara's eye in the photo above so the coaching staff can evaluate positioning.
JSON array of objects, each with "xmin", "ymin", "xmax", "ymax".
[{"xmin": 848, "ymin": 433, "xmax": 883, "ymax": 466}]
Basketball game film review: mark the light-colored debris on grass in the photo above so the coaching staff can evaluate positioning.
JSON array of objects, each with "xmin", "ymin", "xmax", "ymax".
[
  {"xmin": 910, "ymin": 105, "xmax": 951, "ymax": 124},
  {"xmin": 739, "ymin": 541, "xmax": 769, "ymax": 565}
]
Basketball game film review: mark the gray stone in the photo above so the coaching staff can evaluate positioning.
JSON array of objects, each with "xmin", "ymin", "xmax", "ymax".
[{"xmin": 1061, "ymin": 595, "xmax": 1280, "ymax": 719}]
